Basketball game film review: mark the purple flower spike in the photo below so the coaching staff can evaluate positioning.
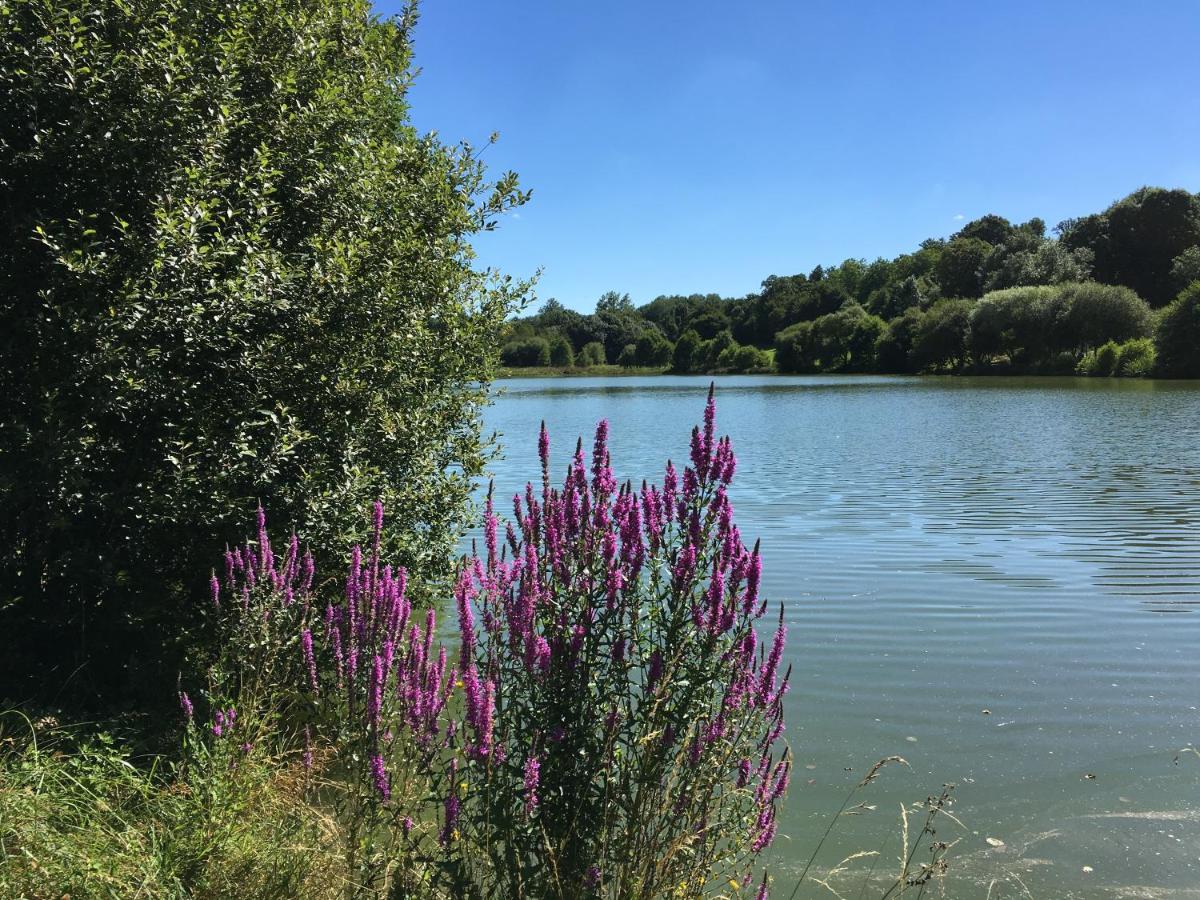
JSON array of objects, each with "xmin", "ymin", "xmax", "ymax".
[
  {"xmin": 302, "ymin": 629, "xmax": 318, "ymax": 693},
  {"xmin": 178, "ymin": 691, "xmax": 193, "ymax": 723},
  {"xmin": 370, "ymin": 753, "xmax": 391, "ymax": 801},
  {"xmin": 523, "ymin": 755, "xmax": 541, "ymax": 815}
]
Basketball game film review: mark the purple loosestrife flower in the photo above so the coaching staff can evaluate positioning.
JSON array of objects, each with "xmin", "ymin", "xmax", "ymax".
[
  {"xmin": 703, "ymin": 382, "xmax": 717, "ymax": 456},
  {"xmin": 209, "ymin": 573, "xmax": 220, "ymax": 607},
  {"xmin": 682, "ymin": 465, "xmax": 699, "ymax": 500},
  {"xmin": 689, "ymin": 426, "xmax": 708, "ymax": 483},
  {"xmin": 744, "ymin": 544, "xmax": 762, "ymax": 613},
  {"xmin": 367, "ymin": 654, "xmax": 384, "ymax": 726},
  {"xmin": 592, "ymin": 419, "xmax": 617, "ymax": 496},
  {"xmin": 370, "ymin": 753, "xmax": 390, "ymax": 801},
  {"xmin": 523, "ymin": 755, "xmax": 540, "ymax": 815},
  {"xmin": 737, "ymin": 758, "xmax": 751, "ymax": 788},
  {"xmin": 673, "ymin": 543, "xmax": 697, "ymax": 594},
  {"xmin": 330, "ymin": 625, "xmax": 345, "ymax": 686},
  {"xmin": 212, "ymin": 709, "xmax": 225, "ymax": 738},
  {"xmin": 256, "ymin": 504, "xmax": 269, "ymax": 573},
  {"xmin": 647, "ymin": 650, "xmax": 663, "ymax": 688},
  {"xmin": 302, "ymin": 629, "xmax": 318, "ymax": 693},
  {"xmin": 759, "ymin": 619, "xmax": 787, "ymax": 705},
  {"xmin": 178, "ymin": 691, "xmax": 193, "ymax": 723},
  {"xmin": 538, "ymin": 421, "xmax": 551, "ymax": 487},
  {"xmin": 663, "ymin": 460, "xmax": 679, "ymax": 517},
  {"xmin": 455, "ymin": 569, "xmax": 476, "ymax": 666},
  {"xmin": 484, "ymin": 492, "xmax": 498, "ymax": 570},
  {"xmin": 440, "ymin": 759, "xmax": 461, "ymax": 845},
  {"xmin": 585, "ymin": 866, "xmax": 602, "ymax": 890},
  {"xmin": 756, "ymin": 872, "xmax": 770, "ymax": 900}
]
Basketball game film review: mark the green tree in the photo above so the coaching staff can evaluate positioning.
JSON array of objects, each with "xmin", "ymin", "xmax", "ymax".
[
  {"xmin": 595, "ymin": 291, "xmax": 643, "ymax": 360},
  {"xmin": 980, "ymin": 236, "xmax": 1092, "ymax": 292},
  {"xmin": 672, "ymin": 329, "xmax": 703, "ymax": 373},
  {"xmin": 547, "ymin": 333, "xmax": 575, "ymax": 367},
  {"xmin": 1171, "ymin": 247, "xmax": 1200, "ymax": 293},
  {"xmin": 969, "ymin": 286, "xmax": 1063, "ymax": 366},
  {"xmin": 578, "ymin": 341, "xmax": 606, "ymax": 367},
  {"xmin": 1156, "ymin": 282, "xmax": 1200, "ymax": 377},
  {"xmin": 0, "ymin": 0, "xmax": 528, "ymax": 704},
  {"xmin": 1059, "ymin": 187, "xmax": 1200, "ymax": 306},
  {"xmin": 934, "ymin": 237, "xmax": 991, "ymax": 298},
  {"xmin": 502, "ymin": 338, "xmax": 552, "ymax": 367},
  {"xmin": 910, "ymin": 299, "xmax": 974, "ymax": 371},
  {"xmin": 954, "ymin": 214, "xmax": 1016, "ymax": 246},
  {"xmin": 810, "ymin": 304, "xmax": 886, "ymax": 371},
  {"xmin": 702, "ymin": 330, "xmax": 736, "ymax": 370},
  {"xmin": 1060, "ymin": 282, "xmax": 1154, "ymax": 351},
  {"xmin": 718, "ymin": 343, "xmax": 772, "ymax": 372},
  {"xmin": 866, "ymin": 275, "xmax": 926, "ymax": 320},
  {"xmin": 875, "ymin": 307, "xmax": 923, "ymax": 373},
  {"xmin": 634, "ymin": 330, "xmax": 674, "ymax": 367},
  {"xmin": 773, "ymin": 321, "xmax": 816, "ymax": 373}
]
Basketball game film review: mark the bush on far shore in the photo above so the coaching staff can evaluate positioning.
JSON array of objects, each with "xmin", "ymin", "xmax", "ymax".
[{"xmin": 1156, "ymin": 281, "xmax": 1200, "ymax": 378}]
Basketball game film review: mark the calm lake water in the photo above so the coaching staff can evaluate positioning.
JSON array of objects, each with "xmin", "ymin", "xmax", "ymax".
[{"xmin": 483, "ymin": 375, "xmax": 1200, "ymax": 899}]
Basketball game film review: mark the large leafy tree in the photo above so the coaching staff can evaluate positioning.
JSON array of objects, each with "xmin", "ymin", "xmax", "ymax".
[
  {"xmin": 0, "ymin": 0, "xmax": 529, "ymax": 704},
  {"xmin": 1059, "ymin": 187, "xmax": 1200, "ymax": 306},
  {"xmin": 1156, "ymin": 282, "xmax": 1200, "ymax": 377},
  {"xmin": 934, "ymin": 237, "xmax": 991, "ymax": 298}
]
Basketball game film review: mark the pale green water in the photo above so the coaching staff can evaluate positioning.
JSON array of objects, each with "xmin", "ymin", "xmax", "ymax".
[{"xmin": 484, "ymin": 375, "xmax": 1200, "ymax": 899}]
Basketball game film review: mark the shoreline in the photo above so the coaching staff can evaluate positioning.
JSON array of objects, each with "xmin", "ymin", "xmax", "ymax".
[{"xmin": 497, "ymin": 366, "xmax": 1199, "ymax": 381}]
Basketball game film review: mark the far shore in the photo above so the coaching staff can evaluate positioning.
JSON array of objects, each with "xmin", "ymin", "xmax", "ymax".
[{"xmin": 496, "ymin": 365, "xmax": 1195, "ymax": 381}]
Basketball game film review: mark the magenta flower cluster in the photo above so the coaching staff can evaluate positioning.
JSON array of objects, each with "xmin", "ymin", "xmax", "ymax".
[
  {"xmin": 444, "ymin": 385, "xmax": 789, "ymax": 894},
  {"xmin": 205, "ymin": 386, "xmax": 787, "ymax": 896}
]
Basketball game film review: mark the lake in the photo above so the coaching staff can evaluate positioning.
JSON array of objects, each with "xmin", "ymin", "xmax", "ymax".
[{"xmin": 483, "ymin": 375, "xmax": 1200, "ymax": 899}]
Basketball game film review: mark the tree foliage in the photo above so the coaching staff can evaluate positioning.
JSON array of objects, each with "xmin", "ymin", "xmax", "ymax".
[
  {"xmin": 1156, "ymin": 282, "xmax": 1200, "ymax": 378},
  {"xmin": 0, "ymin": 0, "xmax": 528, "ymax": 704}
]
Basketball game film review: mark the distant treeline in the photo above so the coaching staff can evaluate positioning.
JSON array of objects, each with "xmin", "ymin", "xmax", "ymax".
[{"xmin": 502, "ymin": 186, "xmax": 1200, "ymax": 378}]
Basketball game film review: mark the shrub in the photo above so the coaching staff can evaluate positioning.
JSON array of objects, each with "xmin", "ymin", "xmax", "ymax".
[
  {"xmin": 1075, "ymin": 338, "xmax": 1156, "ymax": 377},
  {"xmin": 909, "ymin": 299, "xmax": 974, "ymax": 372},
  {"xmin": 1076, "ymin": 340, "xmax": 1121, "ymax": 376},
  {"xmin": 634, "ymin": 330, "xmax": 675, "ymax": 367},
  {"xmin": 969, "ymin": 286, "xmax": 1062, "ymax": 365},
  {"xmin": 0, "ymin": 0, "xmax": 529, "ymax": 708},
  {"xmin": 502, "ymin": 337, "xmax": 553, "ymax": 367},
  {"xmin": 773, "ymin": 321, "xmax": 816, "ymax": 373},
  {"xmin": 548, "ymin": 334, "xmax": 576, "ymax": 367},
  {"xmin": 1116, "ymin": 338, "xmax": 1157, "ymax": 376},
  {"xmin": 719, "ymin": 343, "xmax": 773, "ymax": 373},
  {"xmin": 874, "ymin": 307, "xmax": 922, "ymax": 373},
  {"xmin": 672, "ymin": 329, "xmax": 704, "ymax": 373},
  {"xmin": 579, "ymin": 341, "xmax": 607, "ymax": 367},
  {"xmin": 1060, "ymin": 282, "xmax": 1154, "ymax": 350},
  {"xmin": 1156, "ymin": 281, "xmax": 1200, "ymax": 377},
  {"xmin": 197, "ymin": 390, "xmax": 790, "ymax": 897}
]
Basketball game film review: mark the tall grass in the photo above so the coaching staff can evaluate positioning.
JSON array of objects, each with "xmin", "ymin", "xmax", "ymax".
[{"xmin": 0, "ymin": 713, "xmax": 345, "ymax": 898}]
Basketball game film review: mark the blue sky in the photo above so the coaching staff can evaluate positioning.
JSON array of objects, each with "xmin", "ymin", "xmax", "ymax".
[{"xmin": 389, "ymin": 0, "xmax": 1200, "ymax": 312}]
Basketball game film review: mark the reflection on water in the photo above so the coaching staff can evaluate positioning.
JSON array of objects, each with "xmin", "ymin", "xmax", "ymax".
[{"xmin": 484, "ymin": 375, "xmax": 1200, "ymax": 898}]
